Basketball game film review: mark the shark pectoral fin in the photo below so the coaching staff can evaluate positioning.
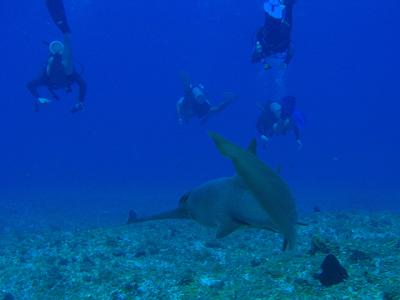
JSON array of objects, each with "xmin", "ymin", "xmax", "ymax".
[
  {"xmin": 297, "ymin": 221, "xmax": 308, "ymax": 226},
  {"xmin": 247, "ymin": 139, "xmax": 257, "ymax": 156},
  {"xmin": 262, "ymin": 225, "xmax": 280, "ymax": 233},
  {"xmin": 215, "ymin": 220, "xmax": 242, "ymax": 239}
]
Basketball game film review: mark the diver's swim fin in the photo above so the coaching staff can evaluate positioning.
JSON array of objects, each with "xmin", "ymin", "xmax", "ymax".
[{"xmin": 45, "ymin": 0, "xmax": 71, "ymax": 34}]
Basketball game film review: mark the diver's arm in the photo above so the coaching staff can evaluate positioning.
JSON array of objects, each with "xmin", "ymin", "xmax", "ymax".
[
  {"xmin": 293, "ymin": 125, "xmax": 301, "ymax": 146},
  {"xmin": 179, "ymin": 71, "xmax": 192, "ymax": 94},
  {"xmin": 256, "ymin": 116, "xmax": 268, "ymax": 136},
  {"xmin": 251, "ymin": 28, "xmax": 265, "ymax": 63},
  {"xmin": 293, "ymin": 125, "xmax": 301, "ymax": 141},
  {"xmin": 251, "ymin": 46, "xmax": 263, "ymax": 63},
  {"xmin": 63, "ymin": 33, "xmax": 74, "ymax": 75},
  {"xmin": 27, "ymin": 76, "xmax": 51, "ymax": 110},
  {"xmin": 27, "ymin": 80, "xmax": 41, "ymax": 98},
  {"xmin": 176, "ymin": 100, "xmax": 181, "ymax": 115},
  {"xmin": 211, "ymin": 92, "xmax": 235, "ymax": 112},
  {"xmin": 283, "ymin": 0, "xmax": 295, "ymax": 28},
  {"xmin": 257, "ymin": 118, "xmax": 272, "ymax": 147},
  {"xmin": 70, "ymin": 73, "xmax": 86, "ymax": 113},
  {"xmin": 176, "ymin": 98, "xmax": 185, "ymax": 124}
]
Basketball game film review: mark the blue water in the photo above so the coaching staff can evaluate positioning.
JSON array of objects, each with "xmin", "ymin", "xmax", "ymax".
[{"xmin": 0, "ymin": 0, "xmax": 399, "ymax": 229}]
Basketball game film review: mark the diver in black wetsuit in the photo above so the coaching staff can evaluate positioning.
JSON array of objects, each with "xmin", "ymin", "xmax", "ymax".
[
  {"xmin": 252, "ymin": 0, "xmax": 296, "ymax": 70},
  {"xmin": 27, "ymin": 0, "xmax": 87, "ymax": 113},
  {"xmin": 176, "ymin": 72, "xmax": 235, "ymax": 124},
  {"xmin": 256, "ymin": 96, "xmax": 304, "ymax": 149}
]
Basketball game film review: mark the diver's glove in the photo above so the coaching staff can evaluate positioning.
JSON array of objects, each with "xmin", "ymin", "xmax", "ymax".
[
  {"xmin": 71, "ymin": 102, "xmax": 84, "ymax": 113},
  {"xmin": 38, "ymin": 97, "xmax": 51, "ymax": 104}
]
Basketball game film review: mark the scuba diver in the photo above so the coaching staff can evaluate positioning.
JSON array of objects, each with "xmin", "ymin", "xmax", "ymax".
[
  {"xmin": 176, "ymin": 72, "xmax": 235, "ymax": 124},
  {"xmin": 256, "ymin": 96, "xmax": 305, "ymax": 149},
  {"xmin": 27, "ymin": 0, "xmax": 86, "ymax": 113},
  {"xmin": 251, "ymin": 0, "xmax": 296, "ymax": 70}
]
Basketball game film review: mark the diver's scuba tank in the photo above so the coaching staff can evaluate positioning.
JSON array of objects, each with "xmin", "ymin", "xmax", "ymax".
[{"xmin": 264, "ymin": 0, "xmax": 286, "ymax": 21}]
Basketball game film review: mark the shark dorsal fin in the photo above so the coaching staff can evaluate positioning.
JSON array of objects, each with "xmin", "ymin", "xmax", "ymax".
[{"xmin": 247, "ymin": 139, "xmax": 257, "ymax": 156}]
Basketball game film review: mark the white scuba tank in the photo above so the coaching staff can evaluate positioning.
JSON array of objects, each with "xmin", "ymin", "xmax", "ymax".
[{"xmin": 264, "ymin": 0, "xmax": 286, "ymax": 20}]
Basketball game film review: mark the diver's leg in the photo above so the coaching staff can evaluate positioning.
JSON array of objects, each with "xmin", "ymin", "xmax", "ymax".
[
  {"xmin": 45, "ymin": 0, "xmax": 71, "ymax": 34},
  {"xmin": 271, "ymin": 55, "xmax": 289, "ymax": 100},
  {"xmin": 27, "ymin": 75, "xmax": 48, "ymax": 112},
  {"xmin": 62, "ymin": 33, "xmax": 73, "ymax": 75},
  {"xmin": 274, "ymin": 68, "xmax": 288, "ymax": 100},
  {"xmin": 48, "ymin": 88, "xmax": 60, "ymax": 100},
  {"xmin": 177, "ymin": 97, "xmax": 194, "ymax": 124},
  {"xmin": 257, "ymin": 55, "xmax": 276, "ymax": 99},
  {"xmin": 201, "ymin": 93, "xmax": 235, "ymax": 123}
]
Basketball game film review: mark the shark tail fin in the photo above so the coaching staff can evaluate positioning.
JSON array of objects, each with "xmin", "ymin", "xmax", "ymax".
[{"xmin": 209, "ymin": 131, "xmax": 244, "ymax": 160}]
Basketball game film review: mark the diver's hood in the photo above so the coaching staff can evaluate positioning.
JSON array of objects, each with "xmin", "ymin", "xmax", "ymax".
[
  {"xmin": 49, "ymin": 40, "xmax": 64, "ymax": 54},
  {"xmin": 264, "ymin": 0, "xmax": 286, "ymax": 19}
]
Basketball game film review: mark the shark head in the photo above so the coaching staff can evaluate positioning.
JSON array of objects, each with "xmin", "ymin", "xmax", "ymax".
[
  {"xmin": 178, "ymin": 192, "xmax": 190, "ymax": 208},
  {"xmin": 177, "ymin": 192, "xmax": 195, "ymax": 220}
]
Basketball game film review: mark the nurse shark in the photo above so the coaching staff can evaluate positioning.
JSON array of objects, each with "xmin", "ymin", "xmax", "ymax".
[{"xmin": 129, "ymin": 134, "xmax": 299, "ymax": 250}]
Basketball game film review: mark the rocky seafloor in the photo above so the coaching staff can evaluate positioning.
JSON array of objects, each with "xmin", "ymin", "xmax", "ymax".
[{"xmin": 1, "ymin": 211, "xmax": 400, "ymax": 300}]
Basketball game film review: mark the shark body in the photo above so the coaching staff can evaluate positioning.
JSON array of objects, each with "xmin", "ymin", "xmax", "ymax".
[
  {"xmin": 129, "ymin": 132, "xmax": 299, "ymax": 250},
  {"xmin": 129, "ymin": 176, "xmax": 281, "ymax": 239}
]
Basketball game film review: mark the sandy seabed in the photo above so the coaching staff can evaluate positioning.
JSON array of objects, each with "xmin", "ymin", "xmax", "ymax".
[{"xmin": 1, "ymin": 211, "xmax": 399, "ymax": 300}]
